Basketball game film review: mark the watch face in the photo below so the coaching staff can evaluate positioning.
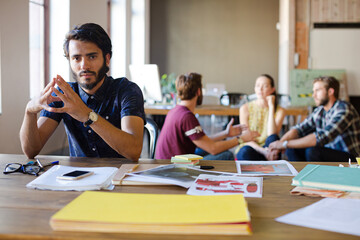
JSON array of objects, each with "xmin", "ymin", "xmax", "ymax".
[{"xmin": 89, "ymin": 112, "xmax": 98, "ymax": 122}]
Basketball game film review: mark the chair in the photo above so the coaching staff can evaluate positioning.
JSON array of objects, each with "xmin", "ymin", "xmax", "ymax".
[{"xmin": 143, "ymin": 117, "xmax": 160, "ymax": 159}]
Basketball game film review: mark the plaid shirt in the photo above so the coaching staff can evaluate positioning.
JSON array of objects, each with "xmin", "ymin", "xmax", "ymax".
[{"xmin": 293, "ymin": 100, "xmax": 360, "ymax": 156}]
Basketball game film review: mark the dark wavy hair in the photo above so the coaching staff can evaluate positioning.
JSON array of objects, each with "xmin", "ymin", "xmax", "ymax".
[{"xmin": 63, "ymin": 23, "xmax": 112, "ymax": 71}]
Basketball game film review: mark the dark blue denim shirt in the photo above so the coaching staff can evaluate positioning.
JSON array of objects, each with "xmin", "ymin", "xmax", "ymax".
[{"xmin": 40, "ymin": 76, "xmax": 145, "ymax": 158}]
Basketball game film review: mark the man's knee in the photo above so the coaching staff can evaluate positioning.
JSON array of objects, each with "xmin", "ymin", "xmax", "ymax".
[
  {"xmin": 304, "ymin": 147, "xmax": 320, "ymax": 161},
  {"xmin": 285, "ymin": 148, "xmax": 306, "ymax": 161},
  {"xmin": 222, "ymin": 150, "xmax": 234, "ymax": 160},
  {"xmin": 236, "ymin": 146, "xmax": 260, "ymax": 160}
]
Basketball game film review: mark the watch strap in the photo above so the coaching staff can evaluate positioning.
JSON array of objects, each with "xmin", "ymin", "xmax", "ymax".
[
  {"xmin": 83, "ymin": 111, "xmax": 97, "ymax": 127},
  {"xmin": 83, "ymin": 118, "xmax": 93, "ymax": 127}
]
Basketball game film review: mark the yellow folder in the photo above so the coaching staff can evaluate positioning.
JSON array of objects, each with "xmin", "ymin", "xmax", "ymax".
[{"xmin": 50, "ymin": 191, "xmax": 251, "ymax": 235}]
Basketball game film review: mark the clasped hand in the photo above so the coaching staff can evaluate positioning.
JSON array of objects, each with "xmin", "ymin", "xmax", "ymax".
[{"xmin": 27, "ymin": 75, "xmax": 90, "ymax": 123}]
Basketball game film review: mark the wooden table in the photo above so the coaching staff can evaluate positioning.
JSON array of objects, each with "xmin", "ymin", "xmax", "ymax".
[
  {"xmin": 0, "ymin": 154, "xmax": 356, "ymax": 240},
  {"xmin": 145, "ymin": 104, "xmax": 308, "ymax": 118}
]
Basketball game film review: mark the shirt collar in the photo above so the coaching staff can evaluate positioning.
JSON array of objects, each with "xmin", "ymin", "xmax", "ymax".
[{"xmin": 79, "ymin": 76, "xmax": 111, "ymax": 104}]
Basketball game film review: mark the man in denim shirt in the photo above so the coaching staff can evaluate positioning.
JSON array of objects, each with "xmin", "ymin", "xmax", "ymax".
[
  {"xmin": 269, "ymin": 76, "xmax": 360, "ymax": 162},
  {"xmin": 20, "ymin": 23, "xmax": 145, "ymax": 160}
]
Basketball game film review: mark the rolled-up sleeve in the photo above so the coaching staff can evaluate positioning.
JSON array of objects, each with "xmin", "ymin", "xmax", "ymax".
[
  {"xmin": 292, "ymin": 113, "xmax": 317, "ymax": 138},
  {"xmin": 315, "ymin": 105, "xmax": 353, "ymax": 146}
]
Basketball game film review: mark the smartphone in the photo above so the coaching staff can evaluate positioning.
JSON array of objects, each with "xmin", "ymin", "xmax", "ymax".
[{"xmin": 57, "ymin": 170, "xmax": 94, "ymax": 180}]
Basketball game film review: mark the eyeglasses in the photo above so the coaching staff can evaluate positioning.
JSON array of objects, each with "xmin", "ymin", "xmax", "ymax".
[
  {"xmin": 3, "ymin": 159, "xmax": 59, "ymax": 176},
  {"xmin": 3, "ymin": 162, "xmax": 41, "ymax": 176}
]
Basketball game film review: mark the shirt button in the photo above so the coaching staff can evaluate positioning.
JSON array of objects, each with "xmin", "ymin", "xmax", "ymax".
[
  {"xmin": 92, "ymin": 147, "xmax": 96, "ymax": 151},
  {"xmin": 106, "ymin": 116, "xmax": 109, "ymax": 119},
  {"xmin": 90, "ymin": 96, "xmax": 94, "ymax": 99},
  {"xmin": 88, "ymin": 130, "xmax": 92, "ymax": 133}
]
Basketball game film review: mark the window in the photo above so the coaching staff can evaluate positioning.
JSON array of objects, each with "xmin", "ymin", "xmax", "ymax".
[
  {"xmin": 29, "ymin": 0, "xmax": 45, "ymax": 98},
  {"xmin": 110, "ymin": 0, "xmax": 149, "ymax": 78},
  {"xmin": 49, "ymin": 0, "xmax": 69, "ymax": 82}
]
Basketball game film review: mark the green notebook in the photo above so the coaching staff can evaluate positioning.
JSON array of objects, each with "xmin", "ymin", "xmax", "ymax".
[{"xmin": 292, "ymin": 164, "xmax": 360, "ymax": 192}]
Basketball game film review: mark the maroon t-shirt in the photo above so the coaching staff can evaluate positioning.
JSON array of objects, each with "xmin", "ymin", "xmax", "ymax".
[{"xmin": 155, "ymin": 105, "xmax": 205, "ymax": 159}]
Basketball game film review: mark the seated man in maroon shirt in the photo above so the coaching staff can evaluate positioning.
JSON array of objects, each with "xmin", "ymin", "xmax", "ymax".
[{"xmin": 155, "ymin": 72, "xmax": 259, "ymax": 160}]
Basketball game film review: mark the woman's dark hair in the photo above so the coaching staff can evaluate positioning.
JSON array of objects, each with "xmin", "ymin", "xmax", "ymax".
[
  {"xmin": 63, "ymin": 23, "xmax": 112, "ymax": 64},
  {"xmin": 259, "ymin": 74, "xmax": 278, "ymax": 110}
]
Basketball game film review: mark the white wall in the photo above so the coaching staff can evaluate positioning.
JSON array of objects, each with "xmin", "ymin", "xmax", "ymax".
[
  {"xmin": 0, "ymin": 0, "xmax": 29, "ymax": 154},
  {"xmin": 150, "ymin": 0, "xmax": 279, "ymax": 95},
  {"xmin": 310, "ymin": 29, "xmax": 360, "ymax": 96},
  {"xmin": 70, "ymin": 0, "xmax": 108, "ymax": 30}
]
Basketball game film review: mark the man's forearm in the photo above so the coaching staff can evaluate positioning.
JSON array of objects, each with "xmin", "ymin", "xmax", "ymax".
[
  {"xmin": 286, "ymin": 133, "xmax": 317, "ymax": 149},
  {"xmin": 19, "ymin": 111, "xmax": 43, "ymax": 158},
  {"xmin": 89, "ymin": 116, "xmax": 144, "ymax": 161},
  {"xmin": 208, "ymin": 130, "xmax": 227, "ymax": 142},
  {"xmin": 280, "ymin": 128, "xmax": 299, "ymax": 141}
]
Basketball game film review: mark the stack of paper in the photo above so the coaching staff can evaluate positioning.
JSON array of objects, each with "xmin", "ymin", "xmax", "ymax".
[
  {"xmin": 26, "ymin": 165, "xmax": 118, "ymax": 191},
  {"xmin": 50, "ymin": 191, "xmax": 252, "ymax": 235},
  {"xmin": 112, "ymin": 164, "xmax": 170, "ymax": 186},
  {"xmin": 171, "ymin": 154, "xmax": 203, "ymax": 166}
]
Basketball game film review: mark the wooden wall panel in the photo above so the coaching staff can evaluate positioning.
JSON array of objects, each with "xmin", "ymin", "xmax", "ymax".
[{"xmin": 311, "ymin": 0, "xmax": 360, "ymax": 23}]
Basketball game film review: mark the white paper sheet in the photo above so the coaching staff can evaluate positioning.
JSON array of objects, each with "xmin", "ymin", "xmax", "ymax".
[
  {"xmin": 276, "ymin": 198, "xmax": 360, "ymax": 237},
  {"xmin": 187, "ymin": 174, "xmax": 263, "ymax": 198},
  {"xmin": 236, "ymin": 160, "xmax": 298, "ymax": 176}
]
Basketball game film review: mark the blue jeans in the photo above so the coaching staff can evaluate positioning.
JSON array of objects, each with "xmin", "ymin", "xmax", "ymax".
[
  {"xmin": 194, "ymin": 148, "xmax": 234, "ymax": 161},
  {"xmin": 236, "ymin": 134, "xmax": 280, "ymax": 160},
  {"xmin": 286, "ymin": 146, "xmax": 356, "ymax": 162}
]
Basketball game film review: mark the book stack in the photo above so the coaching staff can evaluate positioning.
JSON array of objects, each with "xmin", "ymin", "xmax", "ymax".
[
  {"xmin": 291, "ymin": 164, "xmax": 360, "ymax": 194},
  {"xmin": 50, "ymin": 191, "xmax": 252, "ymax": 235},
  {"xmin": 171, "ymin": 154, "xmax": 203, "ymax": 166}
]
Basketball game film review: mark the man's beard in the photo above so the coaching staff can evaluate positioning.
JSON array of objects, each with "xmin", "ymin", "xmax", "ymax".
[
  {"xmin": 318, "ymin": 95, "xmax": 329, "ymax": 106},
  {"xmin": 196, "ymin": 92, "xmax": 203, "ymax": 106},
  {"xmin": 73, "ymin": 62, "xmax": 108, "ymax": 90}
]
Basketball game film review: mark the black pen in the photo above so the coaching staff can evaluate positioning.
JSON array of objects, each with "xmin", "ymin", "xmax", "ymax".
[{"xmin": 200, "ymin": 166, "xmax": 214, "ymax": 170}]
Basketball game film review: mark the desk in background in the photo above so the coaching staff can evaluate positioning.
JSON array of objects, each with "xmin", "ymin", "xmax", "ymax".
[
  {"xmin": 145, "ymin": 104, "xmax": 309, "ymax": 117},
  {"xmin": 145, "ymin": 104, "xmax": 309, "ymax": 132},
  {"xmin": 0, "ymin": 154, "xmax": 357, "ymax": 240}
]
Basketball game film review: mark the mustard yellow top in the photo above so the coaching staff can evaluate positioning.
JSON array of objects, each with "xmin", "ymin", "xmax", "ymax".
[{"xmin": 235, "ymin": 100, "xmax": 278, "ymax": 154}]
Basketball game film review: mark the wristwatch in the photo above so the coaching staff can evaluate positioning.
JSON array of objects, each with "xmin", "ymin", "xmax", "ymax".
[
  {"xmin": 83, "ymin": 111, "xmax": 98, "ymax": 127},
  {"xmin": 282, "ymin": 140, "xmax": 288, "ymax": 149},
  {"xmin": 236, "ymin": 136, "xmax": 244, "ymax": 144}
]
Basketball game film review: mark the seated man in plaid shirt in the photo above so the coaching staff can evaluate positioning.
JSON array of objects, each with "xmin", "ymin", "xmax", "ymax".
[{"xmin": 269, "ymin": 76, "xmax": 360, "ymax": 162}]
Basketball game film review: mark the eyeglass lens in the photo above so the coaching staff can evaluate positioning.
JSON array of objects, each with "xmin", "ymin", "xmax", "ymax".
[
  {"xmin": 4, "ymin": 163, "xmax": 41, "ymax": 175},
  {"xmin": 23, "ymin": 165, "xmax": 41, "ymax": 175},
  {"xmin": 4, "ymin": 163, "xmax": 22, "ymax": 173}
]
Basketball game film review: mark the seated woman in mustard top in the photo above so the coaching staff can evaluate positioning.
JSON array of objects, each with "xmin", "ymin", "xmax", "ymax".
[{"xmin": 235, "ymin": 74, "xmax": 286, "ymax": 160}]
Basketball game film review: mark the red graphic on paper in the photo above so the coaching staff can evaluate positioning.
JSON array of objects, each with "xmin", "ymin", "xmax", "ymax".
[
  {"xmin": 241, "ymin": 164, "xmax": 275, "ymax": 173},
  {"xmin": 194, "ymin": 178, "xmax": 258, "ymax": 193}
]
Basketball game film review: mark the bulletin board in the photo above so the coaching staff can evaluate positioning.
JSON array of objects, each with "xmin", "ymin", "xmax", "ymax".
[{"xmin": 289, "ymin": 69, "xmax": 348, "ymax": 106}]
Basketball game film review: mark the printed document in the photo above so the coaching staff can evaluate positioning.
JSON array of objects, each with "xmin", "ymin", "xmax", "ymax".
[
  {"xmin": 187, "ymin": 174, "xmax": 263, "ymax": 198},
  {"xmin": 276, "ymin": 198, "xmax": 360, "ymax": 237},
  {"xmin": 236, "ymin": 160, "xmax": 298, "ymax": 176}
]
